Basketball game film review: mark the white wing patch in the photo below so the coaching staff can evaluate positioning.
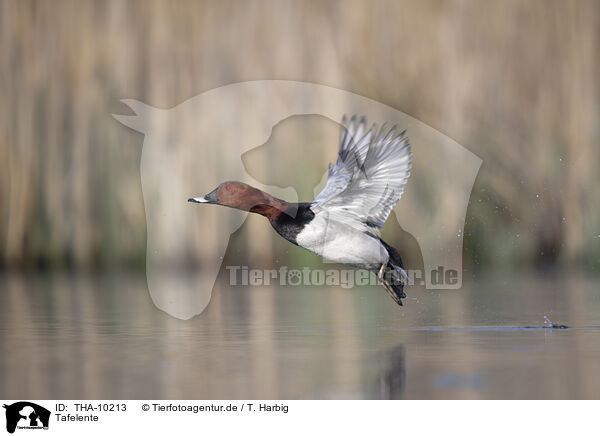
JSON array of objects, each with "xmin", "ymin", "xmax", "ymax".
[{"xmin": 311, "ymin": 115, "xmax": 412, "ymax": 235}]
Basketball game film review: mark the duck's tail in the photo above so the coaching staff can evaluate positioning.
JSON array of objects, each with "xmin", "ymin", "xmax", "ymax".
[{"xmin": 379, "ymin": 240, "xmax": 409, "ymax": 306}]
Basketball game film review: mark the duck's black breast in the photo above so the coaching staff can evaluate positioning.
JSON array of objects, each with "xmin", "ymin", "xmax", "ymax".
[{"xmin": 271, "ymin": 203, "xmax": 315, "ymax": 245}]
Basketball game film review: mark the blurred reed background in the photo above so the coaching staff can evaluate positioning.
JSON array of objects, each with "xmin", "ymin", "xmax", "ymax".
[{"xmin": 1, "ymin": 0, "xmax": 599, "ymax": 272}]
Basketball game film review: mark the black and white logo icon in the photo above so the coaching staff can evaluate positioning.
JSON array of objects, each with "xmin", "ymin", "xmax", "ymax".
[{"xmin": 3, "ymin": 402, "xmax": 50, "ymax": 434}]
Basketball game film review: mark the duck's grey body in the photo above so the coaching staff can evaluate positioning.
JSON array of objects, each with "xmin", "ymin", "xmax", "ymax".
[
  {"xmin": 190, "ymin": 115, "xmax": 413, "ymax": 305},
  {"xmin": 295, "ymin": 216, "xmax": 389, "ymax": 270}
]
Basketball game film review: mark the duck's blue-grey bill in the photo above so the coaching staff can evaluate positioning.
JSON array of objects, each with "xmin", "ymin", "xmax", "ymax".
[{"xmin": 188, "ymin": 187, "xmax": 218, "ymax": 204}]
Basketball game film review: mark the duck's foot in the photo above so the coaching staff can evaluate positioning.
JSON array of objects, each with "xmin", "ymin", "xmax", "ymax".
[{"xmin": 378, "ymin": 263, "xmax": 404, "ymax": 306}]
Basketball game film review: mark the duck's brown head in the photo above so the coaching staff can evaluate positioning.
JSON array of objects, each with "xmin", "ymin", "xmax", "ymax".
[{"xmin": 188, "ymin": 181, "xmax": 288, "ymax": 219}]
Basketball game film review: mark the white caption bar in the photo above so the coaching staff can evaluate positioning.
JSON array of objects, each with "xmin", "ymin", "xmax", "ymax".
[{"xmin": 0, "ymin": 400, "xmax": 596, "ymax": 435}]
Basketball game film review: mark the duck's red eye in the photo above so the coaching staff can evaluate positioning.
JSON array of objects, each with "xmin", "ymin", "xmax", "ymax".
[{"xmin": 226, "ymin": 185, "xmax": 231, "ymax": 191}]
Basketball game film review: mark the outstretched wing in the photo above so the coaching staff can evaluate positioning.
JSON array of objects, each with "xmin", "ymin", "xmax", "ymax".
[{"xmin": 311, "ymin": 115, "xmax": 412, "ymax": 235}]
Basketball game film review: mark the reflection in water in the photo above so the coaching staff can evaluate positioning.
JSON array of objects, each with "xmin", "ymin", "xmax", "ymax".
[
  {"xmin": 0, "ymin": 272, "xmax": 599, "ymax": 399},
  {"xmin": 376, "ymin": 345, "xmax": 406, "ymax": 399}
]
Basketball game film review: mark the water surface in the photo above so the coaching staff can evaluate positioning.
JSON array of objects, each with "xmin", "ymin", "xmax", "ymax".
[{"xmin": 1, "ymin": 273, "xmax": 599, "ymax": 399}]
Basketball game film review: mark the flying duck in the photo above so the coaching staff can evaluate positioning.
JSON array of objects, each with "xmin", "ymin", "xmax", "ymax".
[{"xmin": 189, "ymin": 116, "xmax": 413, "ymax": 305}]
